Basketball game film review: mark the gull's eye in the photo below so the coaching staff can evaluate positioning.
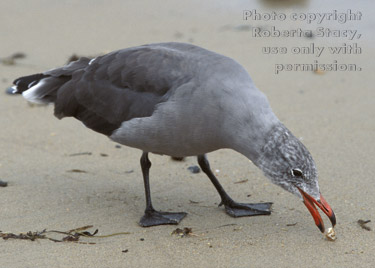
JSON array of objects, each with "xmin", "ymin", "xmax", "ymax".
[{"xmin": 291, "ymin": 168, "xmax": 304, "ymax": 177}]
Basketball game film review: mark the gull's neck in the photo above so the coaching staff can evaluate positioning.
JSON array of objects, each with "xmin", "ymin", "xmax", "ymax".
[{"xmin": 229, "ymin": 121, "xmax": 287, "ymax": 167}]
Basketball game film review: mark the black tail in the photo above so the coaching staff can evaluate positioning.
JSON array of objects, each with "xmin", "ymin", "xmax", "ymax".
[
  {"xmin": 11, "ymin": 74, "xmax": 70, "ymax": 104},
  {"xmin": 11, "ymin": 57, "xmax": 91, "ymax": 104},
  {"xmin": 12, "ymin": 73, "xmax": 49, "ymax": 94}
]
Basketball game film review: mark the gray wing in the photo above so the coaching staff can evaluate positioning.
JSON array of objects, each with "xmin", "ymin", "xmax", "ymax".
[{"xmin": 48, "ymin": 43, "xmax": 215, "ymax": 136}]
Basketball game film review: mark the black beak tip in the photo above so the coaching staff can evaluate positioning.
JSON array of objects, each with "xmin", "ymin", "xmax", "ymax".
[
  {"xmin": 330, "ymin": 211, "xmax": 337, "ymax": 227},
  {"xmin": 317, "ymin": 222, "xmax": 325, "ymax": 233}
]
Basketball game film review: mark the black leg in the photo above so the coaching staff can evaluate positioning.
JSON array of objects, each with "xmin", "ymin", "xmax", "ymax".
[
  {"xmin": 197, "ymin": 154, "xmax": 272, "ymax": 217},
  {"xmin": 139, "ymin": 152, "xmax": 187, "ymax": 227}
]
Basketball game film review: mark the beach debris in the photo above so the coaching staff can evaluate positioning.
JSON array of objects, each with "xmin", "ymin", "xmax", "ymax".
[
  {"xmin": 125, "ymin": 169, "xmax": 134, "ymax": 174},
  {"xmin": 68, "ymin": 152, "xmax": 92, "ymax": 157},
  {"xmin": 325, "ymin": 227, "xmax": 336, "ymax": 241},
  {"xmin": 187, "ymin": 165, "xmax": 200, "ymax": 174},
  {"xmin": 171, "ymin": 227, "xmax": 194, "ymax": 237},
  {"xmin": 100, "ymin": 153, "xmax": 108, "ymax": 157},
  {"xmin": 0, "ymin": 52, "xmax": 26, "ymax": 66},
  {"xmin": 189, "ymin": 200, "xmax": 201, "ymax": 204},
  {"xmin": 286, "ymin": 222, "xmax": 297, "ymax": 226},
  {"xmin": 0, "ymin": 180, "xmax": 8, "ymax": 187},
  {"xmin": 66, "ymin": 169, "xmax": 88, "ymax": 173},
  {"xmin": 0, "ymin": 225, "xmax": 130, "ymax": 244},
  {"xmin": 357, "ymin": 219, "xmax": 371, "ymax": 231},
  {"xmin": 122, "ymin": 249, "xmax": 129, "ymax": 253},
  {"xmin": 234, "ymin": 179, "xmax": 248, "ymax": 184},
  {"xmin": 115, "ymin": 145, "xmax": 122, "ymax": 149}
]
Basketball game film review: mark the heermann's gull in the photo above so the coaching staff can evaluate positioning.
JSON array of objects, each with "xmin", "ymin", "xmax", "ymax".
[{"xmin": 11, "ymin": 42, "xmax": 335, "ymax": 232}]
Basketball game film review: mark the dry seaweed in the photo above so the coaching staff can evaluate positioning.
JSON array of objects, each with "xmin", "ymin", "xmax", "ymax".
[
  {"xmin": 357, "ymin": 219, "xmax": 371, "ymax": 231},
  {"xmin": 0, "ymin": 230, "xmax": 46, "ymax": 241},
  {"xmin": 0, "ymin": 225, "xmax": 130, "ymax": 245}
]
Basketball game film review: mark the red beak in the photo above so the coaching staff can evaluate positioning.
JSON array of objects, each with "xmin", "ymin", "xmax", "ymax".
[{"xmin": 297, "ymin": 188, "xmax": 336, "ymax": 233}]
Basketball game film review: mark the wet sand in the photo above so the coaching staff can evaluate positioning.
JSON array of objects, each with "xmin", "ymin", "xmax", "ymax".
[{"xmin": 1, "ymin": 1, "xmax": 374, "ymax": 267}]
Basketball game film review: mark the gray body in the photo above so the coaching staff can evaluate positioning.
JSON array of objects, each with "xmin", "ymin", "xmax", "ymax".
[
  {"xmin": 14, "ymin": 42, "xmax": 320, "ymax": 202},
  {"xmin": 107, "ymin": 44, "xmax": 279, "ymax": 158}
]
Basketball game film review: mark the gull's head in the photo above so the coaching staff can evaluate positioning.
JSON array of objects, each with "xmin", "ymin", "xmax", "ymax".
[{"xmin": 256, "ymin": 124, "xmax": 336, "ymax": 232}]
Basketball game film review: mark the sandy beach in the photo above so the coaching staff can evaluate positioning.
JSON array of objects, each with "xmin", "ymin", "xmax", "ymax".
[{"xmin": 1, "ymin": 0, "xmax": 374, "ymax": 267}]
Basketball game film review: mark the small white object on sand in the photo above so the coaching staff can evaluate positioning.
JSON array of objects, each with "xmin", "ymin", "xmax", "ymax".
[{"xmin": 325, "ymin": 227, "xmax": 336, "ymax": 241}]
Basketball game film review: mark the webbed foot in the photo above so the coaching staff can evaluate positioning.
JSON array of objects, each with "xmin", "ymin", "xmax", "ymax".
[
  {"xmin": 139, "ymin": 210, "xmax": 187, "ymax": 227},
  {"xmin": 222, "ymin": 201, "xmax": 273, "ymax": 217}
]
